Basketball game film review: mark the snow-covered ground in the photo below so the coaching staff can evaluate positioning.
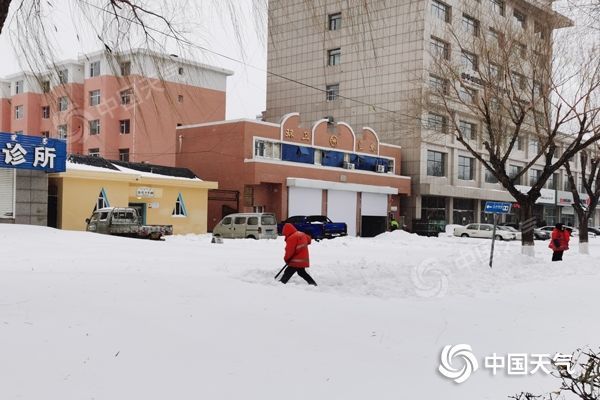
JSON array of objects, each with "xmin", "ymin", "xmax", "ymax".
[{"xmin": 1, "ymin": 224, "xmax": 598, "ymax": 399}]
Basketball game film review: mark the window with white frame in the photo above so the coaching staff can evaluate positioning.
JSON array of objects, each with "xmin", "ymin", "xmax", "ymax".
[
  {"xmin": 459, "ymin": 86, "xmax": 477, "ymax": 104},
  {"xmin": 427, "ymin": 150, "xmax": 446, "ymax": 177},
  {"xmin": 172, "ymin": 193, "xmax": 187, "ymax": 216},
  {"xmin": 326, "ymin": 84, "xmax": 340, "ymax": 101},
  {"xmin": 485, "ymin": 169, "xmax": 498, "ymax": 183},
  {"xmin": 328, "ymin": 48, "xmax": 341, "ymax": 66},
  {"xmin": 119, "ymin": 148, "xmax": 129, "ymax": 162},
  {"xmin": 428, "ymin": 113, "xmax": 447, "ymax": 133},
  {"xmin": 89, "ymin": 120, "xmax": 100, "ymax": 135},
  {"xmin": 89, "ymin": 148, "xmax": 100, "ymax": 157},
  {"xmin": 254, "ymin": 140, "xmax": 281, "ymax": 159},
  {"xmin": 58, "ymin": 96, "xmax": 68, "ymax": 112},
  {"xmin": 15, "ymin": 105, "xmax": 23, "ymax": 119},
  {"xmin": 89, "ymin": 90, "xmax": 101, "ymax": 106},
  {"xmin": 430, "ymin": 37, "xmax": 450, "ymax": 60},
  {"xmin": 90, "ymin": 61, "xmax": 101, "ymax": 77},
  {"xmin": 328, "ymin": 12, "xmax": 341, "ymax": 30},
  {"xmin": 96, "ymin": 188, "xmax": 109, "ymax": 209},
  {"xmin": 120, "ymin": 89, "xmax": 132, "ymax": 105},
  {"xmin": 509, "ymin": 165, "xmax": 523, "ymax": 184},
  {"xmin": 429, "ymin": 74, "xmax": 448, "ymax": 95},
  {"xmin": 529, "ymin": 138, "xmax": 540, "ymax": 154},
  {"xmin": 15, "ymin": 80, "xmax": 23, "ymax": 94},
  {"xmin": 42, "ymin": 106, "xmax": 50, "ymax": 119},
  {"xmin": 120, "ymin": 119, "xmax": 130, "ymax": 134},
  {"xmin": 58, "ymin": 124, "xmax": 68, "ymax": 140},
  {"xmin": 459, "ymin": 120, "xmax": 477, "ymax": 139},
  {"xmin": 489, "ymin": 0, "xmax": 505, "ymax": 16},
  {"xmin": 529, "ymin": 168, "xmax": 542, "ymax": 186},
  {"xmin": 461, "ymin": 51, "xmax": 478, "ymax": 71},
  {"xmin": 431, "ymin": 0, "xmax": 450, "ymax": 23}
]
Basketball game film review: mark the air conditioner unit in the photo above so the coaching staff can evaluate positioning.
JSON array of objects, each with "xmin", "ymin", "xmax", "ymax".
[
  {"xmin": 343, "ymin": 161, "xmax": 355, "ymax": 170},
  {"xmin": 376, "ymin": 165, "xmax": 386, "ymax": 173}
]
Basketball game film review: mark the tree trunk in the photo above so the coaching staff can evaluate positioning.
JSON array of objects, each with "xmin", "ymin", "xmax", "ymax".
[
  {"xmin": 577, "ymin": 211, "xmax": 590, "ymax": 254},
  {"xmin": 519, "ymin": 200, "xmax": 535, "ymax": 256}
]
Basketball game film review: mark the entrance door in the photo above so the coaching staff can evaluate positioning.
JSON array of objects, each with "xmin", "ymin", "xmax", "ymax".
[
  {"xmin": 360, "ymin": 193, "xmax": 388, "ymax": 237},
  {"xmin": 128, "ymin": 203, "xmax": 147, "ymax": 225}
]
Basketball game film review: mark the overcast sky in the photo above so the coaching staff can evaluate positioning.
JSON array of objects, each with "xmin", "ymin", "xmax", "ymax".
[{"xmin": 0, "ymin": 0, "xmax": 268, "ymax": 120}]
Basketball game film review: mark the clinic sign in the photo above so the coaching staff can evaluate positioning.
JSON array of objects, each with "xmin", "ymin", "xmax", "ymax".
[{"xmin": 0, "ymin": 132, "xmax": 66, "ymax": 172}]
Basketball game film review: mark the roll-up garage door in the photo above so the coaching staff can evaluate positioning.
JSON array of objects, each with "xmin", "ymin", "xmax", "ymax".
[
  {"xmin": 288, "ymin": 187, "xmax": 322, "ymax": 217},
  {"xmin": 327, "ymin": 190, "xmax": 357, "ymax": 236},
  {"xmin": 0, "ymin": 169, "xmax": 15, "ymax": 218},
  {"xmin": 360, "ymin": 193, "xmax": 388, "ymax": 237}
]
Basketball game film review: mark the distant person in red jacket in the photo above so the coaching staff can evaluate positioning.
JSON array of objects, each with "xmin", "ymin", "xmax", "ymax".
[
  {"xmin": 549, "ymin": 223, "xmax": 570, "ymax": 261},
  {"xmin": 280, "ymin": 223, "xmax": 317, "ymax": 286}
]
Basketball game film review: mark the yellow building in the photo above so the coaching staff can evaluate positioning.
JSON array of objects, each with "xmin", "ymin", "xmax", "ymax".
[{"xmin": 48, "ymin": 156, "xmax": 218, "ymax": 234}]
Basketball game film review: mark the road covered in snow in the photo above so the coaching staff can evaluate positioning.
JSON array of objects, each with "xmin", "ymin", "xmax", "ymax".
[{"xmin": 1, "ymin": 224, "xmax": 598, "ymax": 399}]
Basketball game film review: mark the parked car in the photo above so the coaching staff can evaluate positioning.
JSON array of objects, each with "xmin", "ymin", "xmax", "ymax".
[
  {"xmin": 277, "ymin": 215, "xmax": 347, "ymax": 240},
  {"xmin": 86, "ymin": 207, "xmax": 173, "ymax": 240},
  {"xmin": 538, "ymin": 225, "xmax": 596, "ymax": 238},
  {"xmin": 497, "ymin": 225, "xmax": 522, "ymax": 240},
  {"xmin": 586, "ymin": 227, "xmax": 600, "ymax": 236},
  {"xmin": 453, "ymin": 223, "xmax": 516, "ymax": 240},
  {"xmin": 499, "ymin": 222, "xmax": 549, "ymax": 240},
  {"xmin": 212, "ymin": 213, "xmax": 278, "ymax": 240}
]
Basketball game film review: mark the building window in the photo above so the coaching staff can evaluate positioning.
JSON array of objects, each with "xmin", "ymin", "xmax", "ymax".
[
  {"xmin": 41, "ymin": 80, "xmax": 50, "ymax": 93},
  {"xmin": 178, "ymin": 67, "xmax": 184, "ymax": 75},
  {"xmin": 430, "ymin": 37, "xmax": 450, "ymax": 60},
  {"xmin": 120, "ymin": 61, "xmax": 131, "ymax": 76},
  {"xmin": 427, "ymin": 150, "xmax": 446, "ymax": 177},
  {"xmin": 41, "ymin": 106, "xmax": 50, "ymax": 119},
  {"xmin": 459, "ymin": 86, "xmax": 477, "ymax": 104},
  {"xmin": 328, "ymin": 48, "xmax": 341, "ymax": 66},
  {"xmin": 96, "ymin": 188, "xmax": 109, "ymax": 210},
  {"xmin": 120, "ymin": 89, "xmax": 132, "ymax": 105},
  {"xmin": 529, "ymin": 138, "xmax": 540, "ymax": 154},
  {"xmin": 458, "ymin": 156, "xmax": 474, "ymax": 180},
  {"xmin": 254, "ymin": 139, "xmax": 281, "ymax": 159},
  {"xmin": 529, "ymin": 169, "xmax": 542, "ymax": 186},
  {"xmin": 517, "ymin": 136, "xmax": 524, "ymax": 151},
  {"xmin": 427, "ymin": 113, "xmax": 447, "ymax": 133},
  {"xmin": 462, "ymin": 14, "xmax": 479, "ymax": 36},
  {"xmin": 90, "ymin": 61, "xmax": 101, "ymax": 77},
  {"xmin": 545, "ymin": 173, "xmax": 557, "ymax": 190},
  {"xmin": 89, "ymin": 119, "xmax": 100, "ymax": 135},
  {"xmin": 326, "ymin": 84, "xmax": 340, "ymax": 101},
  {"xmin": 119, "ymin": 148, "xmax": 130, "ymax": 162},
  {"xmin": 515, "ymin": 42, "xmax": 527, "ymax": 58},
  {"xmin": 120, "ymin": 119, "xmax": 130, "ymax": 134},
  {"xmin": 429, "ymin": 74, "xmax": 448, "ymax": 95},
  {"xmin": 58, "ymin": 96, "xmax": 68, "ymax": 112},
  {"xmin": 490, "ymin": 0, "xmax": 505, "ymax": 16},
  {"xmin": 15, "ymin": 80, "xmax": 23, "ymax": 94},
  {"xmin": 15, "ymin": 105, "xmax": 23, "ymax": 119},
  {"xmin": 328, "ymin": 12, "xmax": 341, "ymax": 30},
  {"xmin": 489, "ymin": 63, "xmax": 502, "ymax": 80},
  {"xmin": 178, "ymin": 95, "xmax": 184, "ymax": 103},
  {"xmin": 461, "ymin": 51, "xmax": 478, "ymax": 71},
  {"xmin": 511, "ymin": 72, "xmax": 526, "ymax": 90},
  {"xmin": 89, "ymin": 90, "xmax": 101, "ymax": 106},
  {"xmin": 459, "ymin": 120, "xmax": 477, "ymax": 139},
  {"xmin": 89, "ymin": 148, "xmax": 100, "ymax": 158},
  {"xmin": 431, "ymin": 0, "xmax": 450, "ymax": 23},
  {"xmin": 58, "ymin": 69, "xmax": 68, "ymax": 84},
  {"xmin": 509, "ymin": 165, "xmax": 523, "ymax": 185},
  {"xmin": 485, "ymin": 169, "xmax": 498, "ymax": 183},
  {"xmin": 172, "ymin": 193, "xmax": 187, "ymax": 217},
  {"xmin": 488, "ymin": 28, "xmax": 504, "ymax": 46},
  {"xmin": 534, "ymin": 21, "xmax": 548, "ymax": 39},
  {"xmin": 513, "ymin": 9, "xmax": 527, "ymax": 29},
  {"xmin": 41, "ymin": 131, "xmax": 49, "ymax": 138},
  {"xmin": 58, "ymin": 124, "xmax": 67, "ymax": 140}
]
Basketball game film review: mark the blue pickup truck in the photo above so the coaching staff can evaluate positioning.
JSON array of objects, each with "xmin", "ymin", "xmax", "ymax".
[{"xmin": 277, "ymin": 215, "xmax": 348, "ymax": 240}]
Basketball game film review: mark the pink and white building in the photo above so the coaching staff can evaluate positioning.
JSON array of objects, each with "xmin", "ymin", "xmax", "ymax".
[{"xmin": 0, "ymin": 49, "xmax": 233, "ymax": 166}]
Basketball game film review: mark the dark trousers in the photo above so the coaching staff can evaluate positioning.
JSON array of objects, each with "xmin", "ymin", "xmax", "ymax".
[
  {"xmin": 280, "ymin": 266, "xmax": 317, "ymax": 285},
  {"xmin": 552, "ymin": 251, "xmax": 564, "ymax": 261}
]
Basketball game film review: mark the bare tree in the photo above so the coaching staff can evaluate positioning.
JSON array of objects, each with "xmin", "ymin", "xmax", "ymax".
[
  {"xmin": 563, "ymin": 146, "xmax": 600, "ymax": 253},
  {"xmin": 428, "ymin": 2, "xmax": 600, "ymax": 253}
]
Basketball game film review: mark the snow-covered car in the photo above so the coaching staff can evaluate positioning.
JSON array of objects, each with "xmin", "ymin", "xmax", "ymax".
[
  {"xmin": 538, "ymin": 226, "xmax": 596, "ymax": 238},
  {"xmin": 453, "ymin": 223, "xmax": 516, "ymax": 240},
  {"xmin": 497, "ymin": 225, "xmax": 521, "ymax": 240}
]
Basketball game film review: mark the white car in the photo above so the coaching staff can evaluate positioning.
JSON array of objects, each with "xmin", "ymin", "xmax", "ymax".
[
  {"xmin": 538, "ymin": 226, "xmax": 596, "ymax": 238},
  {"xmin": 454, "ymin": 223, "xmax": 516, "ymax": 240},
  {"xmin": 497, "ymin": 225, "xmax": 522, "ymax": 240}
]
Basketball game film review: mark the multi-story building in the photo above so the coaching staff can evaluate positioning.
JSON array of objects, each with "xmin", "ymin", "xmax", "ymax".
[
  {"xmin": 264, "ymin": 1, "xmax": 591, "ymax": 228},
  {"xmin": 1, "ymin": 49, "xmax": 232, "ymax": 166}
]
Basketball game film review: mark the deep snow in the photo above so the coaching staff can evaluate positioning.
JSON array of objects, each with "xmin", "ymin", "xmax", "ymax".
[{"xmin": 1, "ymin": 224, "xmax": 598, "ymax": 399}]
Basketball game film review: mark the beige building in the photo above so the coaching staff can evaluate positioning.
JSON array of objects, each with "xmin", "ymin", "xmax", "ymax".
[{"xmin": 264, "ymin": 0, "xmax": 593, "ymax": 229}]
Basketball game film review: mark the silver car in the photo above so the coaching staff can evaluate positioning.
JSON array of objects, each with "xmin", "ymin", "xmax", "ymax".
[
  {"xmin": 454, "ymin": 223, "xmax": 516, "ymax": 240},
  {"xmin": 212, "ymin": 213, "xmax": 278, "ymax": 240}
]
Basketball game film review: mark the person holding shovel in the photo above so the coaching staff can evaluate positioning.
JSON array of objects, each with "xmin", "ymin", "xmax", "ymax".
[{"xmin": 278, "ymin": 223, "xmax": 317, "ymax": 286}]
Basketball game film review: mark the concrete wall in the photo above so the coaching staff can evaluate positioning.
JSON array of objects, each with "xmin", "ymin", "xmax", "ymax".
[{"xmin": 15, "ymin": 170, "xmax": 48, "ymax": 226}]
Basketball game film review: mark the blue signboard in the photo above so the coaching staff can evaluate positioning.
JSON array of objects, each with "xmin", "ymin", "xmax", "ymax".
[
  {"xmin": 484, "ymin": 201, "xmax": 512, "ymax": 214},
  {"xmin": 0, "ymin": 132, "xmax": 66, "ymax": 173}
]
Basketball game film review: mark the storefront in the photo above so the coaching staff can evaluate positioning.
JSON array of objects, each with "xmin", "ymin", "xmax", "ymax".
[{"xmin": 453, "ymin": 198, "xmax": 476, "ymax": 225}]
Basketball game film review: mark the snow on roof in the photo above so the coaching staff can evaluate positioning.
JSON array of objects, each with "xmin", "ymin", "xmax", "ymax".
[{"xmin": 65, "ymin": 161, "xmax": 202, "ymax": 182}]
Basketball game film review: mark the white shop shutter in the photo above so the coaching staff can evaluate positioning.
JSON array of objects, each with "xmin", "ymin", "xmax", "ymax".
[
  {"xmin": 0, "ymin": 169, "xmax": 15, "ymax": 218},
  {"xmin": 288, "ymin": 187, "xmax": 322, "ymax": 216}
]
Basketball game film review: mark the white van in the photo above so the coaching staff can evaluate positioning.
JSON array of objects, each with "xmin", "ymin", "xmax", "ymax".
[{"xmin": 212, "ymin": 213, "xmax": 278, "ymax": 240}]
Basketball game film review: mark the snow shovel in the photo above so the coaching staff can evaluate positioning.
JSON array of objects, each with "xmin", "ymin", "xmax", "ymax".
[{"xmin": 274, "ymin": 264, "xmax": 287, "ymax": 280}]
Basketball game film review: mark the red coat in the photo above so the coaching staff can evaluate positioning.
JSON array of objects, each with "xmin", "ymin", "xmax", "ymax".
[
  {"xmin": 549, "ymin": 229, "xmax": 570, "ymax": 251},
  {"xmin": 282, "ymin": 223, "xmax": 311, "ymax": 268}
]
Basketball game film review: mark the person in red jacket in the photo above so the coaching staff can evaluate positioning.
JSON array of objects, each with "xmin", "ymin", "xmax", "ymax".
[
  {"xmin": 549, "ymin": 223, "xmax": 570, "ymax": 261},
  {"xmin": 280, "ymin": 223, "xmax": 317, "ymax": 285}
]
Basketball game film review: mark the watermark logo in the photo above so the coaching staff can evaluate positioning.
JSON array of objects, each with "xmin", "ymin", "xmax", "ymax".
[{"xmin": 438, "ymin": 344, "xmax": 479, "ymax": 383}]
